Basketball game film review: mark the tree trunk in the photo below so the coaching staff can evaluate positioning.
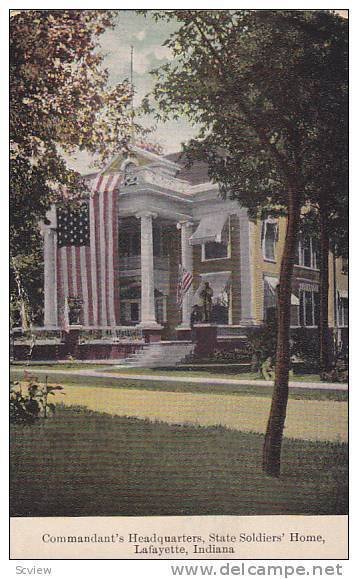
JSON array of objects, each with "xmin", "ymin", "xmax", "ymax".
[
  {"xmin": 262, "ymin": 185, "xmax": 301, "ymax": 477},
  {"xmin": 319, "ymin": 205, "xmax": 331, "ymax": 374}
]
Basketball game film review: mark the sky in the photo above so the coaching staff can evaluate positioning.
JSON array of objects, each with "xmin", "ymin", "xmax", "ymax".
[
  {"xmin": 64, "ymin": 8, "xmax": 348, "ymax": 173},
  {"xmin": 67, "ymin": 11, "xmax": 199, "ymax": 172}
]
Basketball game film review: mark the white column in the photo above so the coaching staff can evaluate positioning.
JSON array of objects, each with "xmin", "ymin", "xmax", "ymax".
[
  {"xmin": 239, "ymin": 208, "xmax": 258, "ymax": 325},
  {"xmin": 177, "ymin": 220, "xmax": 194, "ymax": 328},
  {"xmin": 136, "ymin": 211, "xmax": 161, "ymax": 328},
  {"xmin": 42, "ymin": 207, "xmax": 58, "ymax": 327}
]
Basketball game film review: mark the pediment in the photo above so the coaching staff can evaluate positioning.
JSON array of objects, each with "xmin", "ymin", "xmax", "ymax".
[{"xmin": 103, "ymin": 145, "xmax": 179, "ymax": 176}]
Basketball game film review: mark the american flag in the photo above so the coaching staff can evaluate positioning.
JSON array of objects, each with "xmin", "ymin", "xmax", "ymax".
[
  {"xmin": 177, "ymin": 264, "xmax": 193, "ymax": 308},
  {"xmin": 56, "ymin": 173, "xmax": 122, "ymax": 328}
]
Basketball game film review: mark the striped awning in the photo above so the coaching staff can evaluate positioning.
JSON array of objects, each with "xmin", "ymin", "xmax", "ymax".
[
  {"xmin": 265, "ymin": 276, "xmax": 299, "ymax": 305},
  {"xmin": 189, "ymin": 213, "xmax": 229, "ymax": 246},
  {"xmin": 299, "ymin": 282, "xmax": 319, "ymax": 292}
]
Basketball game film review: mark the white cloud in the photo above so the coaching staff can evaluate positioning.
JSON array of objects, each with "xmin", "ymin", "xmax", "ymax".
[
  {"xmin": 153, "ymin": 45, "xmax": 171, "ymax": 61},
  {"xmin": 135, "ymin": 30, "xmax": 146, "ymax": 41}
]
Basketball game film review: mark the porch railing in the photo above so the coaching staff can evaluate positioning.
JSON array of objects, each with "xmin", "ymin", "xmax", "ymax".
[
  {"xmin": 119, "ymin": 255, "xmax": 169, "ymax": 271},
  {"xmin": 217, "ymin": 325, "xmax": 248, "ymax": 338},
  {"xmin": 11, "ymin": 327, "xmax": 63, "ymax": 345},
  {"xmin": 78, "ymin": 326, "xmax": 144, "ymax": 344},
  {"xmin": 11, "ymin": 326, "xmax": 144, "ymax": 345}
]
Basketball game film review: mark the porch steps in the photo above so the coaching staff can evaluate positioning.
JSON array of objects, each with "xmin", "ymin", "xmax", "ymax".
[{"xmin": 116, "ymin": 341, "xmax": 194, "ymax": 368}]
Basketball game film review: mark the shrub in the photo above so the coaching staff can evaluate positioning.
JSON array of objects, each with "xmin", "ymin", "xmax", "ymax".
[
  {"xmin": 10, "ymin": 375, "xmax": 64, "ymax": 425},
  {"xmin": 290, "ymin": 329, "xmax": 320, "ymax": 372},
  {"xmin": 246, "ymin": 322, "xmax": 277, "ymax": 373}
]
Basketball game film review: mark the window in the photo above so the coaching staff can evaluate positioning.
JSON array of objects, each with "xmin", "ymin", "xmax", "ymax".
[
  {"xmin": 290, "ymin": 304, "xmax": 300, "ymax": 327},
  {"xmin": 299, "ymin": 289, "xmax": 319, "ymax": 327},
  {"xmin": 120, "ymin": 285, "xmax": 141, "ymax": 325},
  {"xmin": 118, "ymin": 228, "xmax": 141, "ymax": 257},
  {"xmin": 338, "ymin": 296, "xmax": 348, "ymax": 327},
  {"xmin": 203, "ymin": 241, "xmax": 228, "ymax": 260},
  {"xmin": 153, "ymin": 223, "xmax": 168, "ymax": 257},
  {"xmin": 155, "ymin": 296, "xmax": 167, "ymax": 325},
  {"xmin": 130, "ymin": 302, "xmax": 139, "ymax": 322},
  {"xmin": 262, "ymin": 219, "xmax": 278, "ymax": 262},
  {"xmin": 296, "ymin": 236, "xmax": 319, "ymax": 270},
  {"xmin": 202, "ymin": 220, "xmax": 230, "ymax": 261},
  {"xmin": 341, "ymin": 258, "xmax": 348, "ymax": 275}
]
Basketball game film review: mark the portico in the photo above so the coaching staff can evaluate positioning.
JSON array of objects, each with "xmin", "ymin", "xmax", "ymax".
[{"xmin": 39, "ymin": 145, "xmax": 266, "ymax": 345}]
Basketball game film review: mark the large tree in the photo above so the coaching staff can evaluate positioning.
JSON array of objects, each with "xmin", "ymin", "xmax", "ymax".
[
  {"xmin": 143, "ymin": 9, "xmax": 348, "ymax": 476},
  {"xmin": 10, "ymin": 10, "xmax": 133, "ymax": 324}
]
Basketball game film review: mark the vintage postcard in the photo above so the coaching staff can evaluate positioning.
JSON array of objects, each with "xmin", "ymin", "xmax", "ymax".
[{"xmin": 9, "ymin": 6, "xmax": 348, "ymax": 565}]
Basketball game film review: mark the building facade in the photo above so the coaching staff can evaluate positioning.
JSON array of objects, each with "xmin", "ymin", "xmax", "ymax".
[{"xmin": 41, "ymin": 145, "xmax": 348, "ymax": 346}]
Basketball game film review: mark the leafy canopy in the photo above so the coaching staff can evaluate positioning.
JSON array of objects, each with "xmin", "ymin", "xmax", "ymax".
[
  {"xmin": 10, "ymin": 10, "xmax": 135, "ymax": 248},
  {"xmin": 10, "ymin": 10, "xmax": 134, "ymax": 322},
  {"xmin": 143, "ymin": 10, "xmax": 347, "ymax": 221}
]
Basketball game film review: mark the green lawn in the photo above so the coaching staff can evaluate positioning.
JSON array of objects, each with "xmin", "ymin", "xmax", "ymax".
[
  {"xmin": 10, "ymin": 405, "xmax": 348, "ymax": 517},
  {"xmin": 104, "ymin": 366, "xmax": 324, "ymax": 383},
  {"xmin": 10, "ymin": 368, "xmax": 348, "ymax": 401}
]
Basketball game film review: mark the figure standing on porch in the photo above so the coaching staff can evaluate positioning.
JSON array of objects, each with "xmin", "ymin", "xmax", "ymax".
[{"xmin": 200, "ymin": 281, "xmax": 213, "ymax": 323}]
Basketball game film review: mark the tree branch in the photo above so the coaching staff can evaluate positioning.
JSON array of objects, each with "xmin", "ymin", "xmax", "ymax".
[{"xmin": 192, "ymin": 15, "xmax": 297, "ymax": 184}]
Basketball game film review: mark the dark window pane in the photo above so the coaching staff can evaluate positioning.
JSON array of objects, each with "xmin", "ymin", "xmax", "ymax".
[
  {"xmin": 131, "ymin": 231, "xmax": 141, "ymax": 255},
  {"xmin": 153, "ymin": 225, "xmax": 161, "ymax": 257},
  {"xmin": 264, "ymin": 222, "xmax": 276, "ymax": 261},
  {"xmin": 312, "ymin": 238, "xmax": 320, "ymax": 269},
  {"xmin": 119, "ymin": 230, "xmax": 130, "ymax": 256},
  {"xmin": 340, "ymin": 297, "xmax": 348, "ymax": 326},
  {"xmin": 205, "ymin": 241, "xmax": 228, "ymax": 260},
  {"xmin": 342, "ymin": 258, "xmax": 348, "ymax": 275},
  {"xmin": 299, "ymin": 291, "xmax": 305, "ymax": 326},
  {"xmin": 313, "ymin": 291, "xmax": 320, "ymax": 327},
  {"xmin": 130, "ymin": 302, "xmax": 139, "ymax": 322},
  {"xmin": 305, "ymin": 291, "xmax": 313, "ymax": 326},
  {"xmin": 290, "ymin": 305, "xmax": 299, "ymax": 327},
  {"xmin": 303, "ymin": 237, "xmax": 311, "ymax": 267}
]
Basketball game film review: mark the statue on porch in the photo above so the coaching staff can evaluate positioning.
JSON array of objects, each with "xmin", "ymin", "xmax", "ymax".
[
  {"xmin": 67, "ymin": 297, "xmax": 83, "ymax": 326},
  {"xmin": 200, "ymin": 281, "xmax": 214, "ymax": 323}
]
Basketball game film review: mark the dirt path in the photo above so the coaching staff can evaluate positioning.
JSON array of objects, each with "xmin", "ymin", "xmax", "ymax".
[{"xmin": 57, "ymin": 384, "xmax": 347, "ymax": 442}]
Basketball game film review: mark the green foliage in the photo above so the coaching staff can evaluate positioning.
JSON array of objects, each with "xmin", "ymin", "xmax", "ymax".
[
  {"xmin": 144, "ymin": 9, "xmax": 347, "ymax": 218},
  {"xmin": 290, "ymin": 328, "xmax": 320, "ymax": 372},
  {"xmin": 10, "ymin": 10, "xmax": 135, "ymax": 322},
  {"xmin": 246, "ymin": 323, "xmax": 278, "ymax": 373},
  {"xmin": 320, "ymin": 358, "xmax": 348, "ymax": 384},
  {"xmin": 10, "ymin": 375, "xmax": 64, "ymax": 424}
]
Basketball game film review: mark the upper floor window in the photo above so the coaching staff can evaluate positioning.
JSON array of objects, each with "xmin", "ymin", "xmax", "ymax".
[
  {"xmin": 118, "ymin": 228, "xmax": 140, "ymax": 257},
  {"xmin": 337, "ymin": 294, "xmax": 348, "ymax": 327},
  {"xmin": 341, "ymin": 257, "xmax": 348, "ymax": 275},
  {"xmin": 295, "ymin": 236, "xmax": 319, "ymax": 270},
  {"xmin": 202, "ymin": 220, "xmax": 230, "ymax": 261},
  {"xmin": 262, "ymin": 219, "xmax": 278, "ymax": 262}
]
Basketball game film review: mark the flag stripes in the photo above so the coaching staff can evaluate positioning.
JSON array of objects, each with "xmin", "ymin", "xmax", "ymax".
[
  {"xmin": 177, "ymin": 264, "xmax": 193, "ymax": 308},
  {"xmin": 56, "ymin": 173, "xmax": 122, "ymax": 328}
]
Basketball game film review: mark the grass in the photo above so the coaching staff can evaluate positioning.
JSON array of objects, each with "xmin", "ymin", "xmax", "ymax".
[
  {"xmin": 12, "ymin": 361, "xmax": 325, "ymax": 382},
  {"xmin": 104, "ymin": 366, "xmax": 324, "ymax": 383},
  {"xmin": 11, "ymin": 361, "xmax": 110, "ymax": 370},
  {"xmin": 10, "ymin": 368, "xmax": 348, "ymax": 401},
  {"xmin": 10, "ymin": 405, "xmax": 348, "ymax": 518}
]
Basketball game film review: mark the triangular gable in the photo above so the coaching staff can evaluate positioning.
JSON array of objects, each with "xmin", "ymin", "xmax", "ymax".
[{"xmin": 103, "ymin": 144, "xmax": 179, "ymax": 175}]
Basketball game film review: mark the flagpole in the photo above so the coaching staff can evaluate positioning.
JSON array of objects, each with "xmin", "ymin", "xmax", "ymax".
[{"xmin": 130, "ymin": 45, "xmax": 134, "ymax": 145}]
